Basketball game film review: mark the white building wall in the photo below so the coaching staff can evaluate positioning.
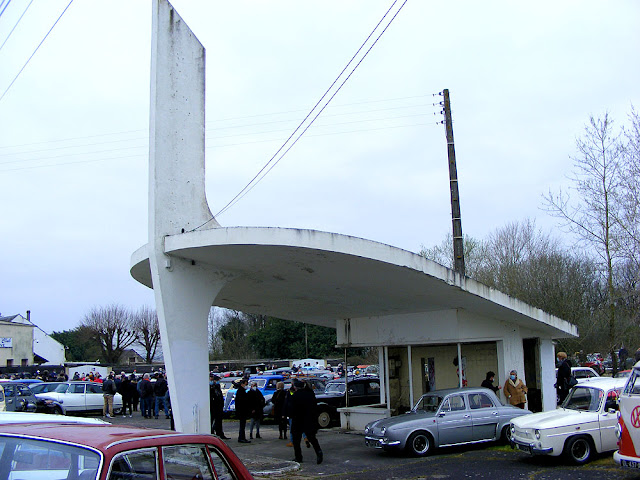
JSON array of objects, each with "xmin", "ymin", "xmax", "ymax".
[{"xmin": 33, "ymin": 328, "xmax": 66, "ymax": 365}]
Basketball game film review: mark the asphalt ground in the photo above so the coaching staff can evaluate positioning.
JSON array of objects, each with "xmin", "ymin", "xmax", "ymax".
[{"xmin": 98, "ymin": 413, "xmax": 640, "ymax": 480}]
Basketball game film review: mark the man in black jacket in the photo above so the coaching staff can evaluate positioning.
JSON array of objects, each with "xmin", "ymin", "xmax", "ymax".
[
  {"xmin": 235, "ymin": 379, "xmax": 250, "ymax": 443},
  {"xmin": 209, "ymin": 374, "xmax": 228, "ymax": 439},
  {"xmin": 154, "ymin": 373, "xmax": 169, "ymax": 419},
  {"xmin": 102, "ymin": 372, "xmax": 117, "ymax": 418},
  {"xmin": 291, "ymin": 379, "xmax": 323, "ymax": 464},
  {"xmin": 556, "ymin": 351, "xmax": 573, "ymax": 404}
]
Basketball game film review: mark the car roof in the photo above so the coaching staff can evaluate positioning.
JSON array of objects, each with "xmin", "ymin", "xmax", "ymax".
[
  {"xmin": 419, "ymin": 387, "xmax": 498, "ymax": 397},
  {"xmin": 572, "ymin": 377, "xmax": 627, "ymax": 389},
  {"xmin": 0, "ymin": 423, "xmax": 224, "ymax": 452}
]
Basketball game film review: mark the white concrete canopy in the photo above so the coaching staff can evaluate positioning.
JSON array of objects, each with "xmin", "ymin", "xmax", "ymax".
[{"xmin": 131, "ymin": 227, "xmax": 577, "ymax": 339}]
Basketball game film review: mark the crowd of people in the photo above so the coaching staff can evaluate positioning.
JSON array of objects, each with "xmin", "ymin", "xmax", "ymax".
[{"xmin": 209, "ymin": 373, "xmax": 323, "ymax": 464}]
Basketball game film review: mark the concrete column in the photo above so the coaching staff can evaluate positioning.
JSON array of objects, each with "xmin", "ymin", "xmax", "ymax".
[
  {"xmin": 149, "ymin": 0, "xmax": 222, "ymax": 433},
  {"xmin": 407, "ymin": 345, "xmax": 414, "ymax": 408},
  {"xmin": 539, "ymin": 338, "xmax": 557, "ymax": 411},
  {"xmin": 496, "ymin": 326, "xmax": 525, "ymax": 406},
  {"xmin": 378, "ymin": 347, "xmax": 386, "ymax": 405}
]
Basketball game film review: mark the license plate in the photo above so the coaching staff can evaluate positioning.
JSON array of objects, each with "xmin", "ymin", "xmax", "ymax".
[
  {"xmin": 516, "ymin": 443, "xmax": 531, "ymax": 454},
  {"xmin": 622, "ymin": 460, "xmax": 640, "ymax": 469},
  {"xmin": 365, "ymin": 439, "xmax": 380, "ymax": 448}
]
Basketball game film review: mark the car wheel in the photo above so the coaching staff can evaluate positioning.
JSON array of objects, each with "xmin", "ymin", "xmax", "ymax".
[
  {"xmin": 406, "ymin": 431, "xmax": 432, "ymax": 456},
  {"xmin": 317, "ymin": 410, "xmax": 331, "ymax": 429},
  {"xmin": 501, "ymin": 425, "xmax": 512, "ymax": 444},
  {"xmin": 113, "ymin": 407, "xmax": 123, "ymax": 415},
  {"xmin": 53, "ymin": 405, "xmax": 64, "ymax": 415},
  {"xmin": 564, "ymin": 436, "xmax": 592, "ymax": 465}
]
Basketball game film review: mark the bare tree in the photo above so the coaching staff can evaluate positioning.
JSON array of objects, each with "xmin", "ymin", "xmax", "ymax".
[
  {"xmin": 81, "ymin": 304, "xmax": 138, "ymax": 364},
  {"xmin": 543, "ymin": 113, "xmax": 626, "ymax": 372},
  {"xmin": 419, "ymin": 233, "xmax": 488, "ymax": 277},
  {"xmin": 131, "ymin": 306, "xmax": 160, "ymax": 364}
]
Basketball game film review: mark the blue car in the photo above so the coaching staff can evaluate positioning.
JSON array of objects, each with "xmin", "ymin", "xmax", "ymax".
[{"xmin": 223, "ymin": 375, "xmax": 284, "ymax": 414}]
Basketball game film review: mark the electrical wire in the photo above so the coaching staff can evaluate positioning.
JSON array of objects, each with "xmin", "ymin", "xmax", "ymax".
[
  {"xmin": 209, "ymin": 0, "xmax": 409, "ymax": 222},
  {"xmin": 0, "ymin": 0, "xmax": 73, "ymax": 103},
  {"xmin": 0, "ymin": 0, "xmax": 35, "ymax": 53},
  {"xmin": 0, "ymin": 0, "xmax": 12, "ymax": 19}
]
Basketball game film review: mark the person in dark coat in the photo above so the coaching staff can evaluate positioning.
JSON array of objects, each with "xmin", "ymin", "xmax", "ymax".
[
  {"xmin": 234, "ymin": 379, "xmax": 250, "ymax": 443},
  {"xmin": 138, "ymin": 373, "xmax": 154, "ymax": 418},
  {"xmin": 556, "ymin": 351, "xmax": 573, "ymax": 404},
  {"xmin": 480, "ymin": 371, "xmax": 500, "ymax": 394},
  {"xmin": 154, "ymin": 373, "xmax": 169, "ymax": 419},
  {"xmin": 290, "ymin": 379, "xmax": 323, "ymax": 464},
  {"xmin": 209, "ymin": 374, "xmax": 228, "ymax": 438},
  {"xmin": 247, "ymin": 381, "xmax": 265, "ymax": 439},
  {"xmin": 120, "ymin": 374, "xmax": 133, "ymax": 417},
  {"xmin": 129, "ymin": 374, "xmax": 139, "ymax": 412},
  {"xmin": 272, "ymin": 381, "xmax": 288, "ymax": 439}
]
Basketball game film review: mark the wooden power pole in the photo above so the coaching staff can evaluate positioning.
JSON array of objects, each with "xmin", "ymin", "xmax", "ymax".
[{"xmin": 442, "ymin": 89, "xmax": 465, "ymax": 276}]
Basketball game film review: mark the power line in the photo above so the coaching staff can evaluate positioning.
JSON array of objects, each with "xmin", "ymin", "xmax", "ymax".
[
  {"xmin": 0, "ymin": 0, "xmax": 35, "ymax": 53},
  {"xmin": 204, "ymin": 0, "xmax": 409, "ymax": 225},
  {"xmin": 0, "ymin": 0, "xmax": 12, "ymax": 19},
  {"xmin": 0, "ymin": 0, "xmax": 73, "ymax": 104}
]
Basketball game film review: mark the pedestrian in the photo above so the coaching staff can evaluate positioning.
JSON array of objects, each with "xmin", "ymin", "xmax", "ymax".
[
  {"xmin": 138, "ymin": 373, "xmax": 154, "ymax": 418},
  {"xmin": 102, "ymin": 372, "xmax": 117, "ymax": 418},
  {"xmin": 555, "ymin": 351, "xmax": 574, "ymax": 404},
  {"xmin": 272, "ymin": 381, "xmax": 288, "ymax": 439},
  {"xmin": 290, "ymin": 379, "xmax": 323, "ymax": 464},
  {"xmin": 120, "ymin": 373, "xmax": 133, "ymax": 417},
  {"xmin": 129, "ymin": 374, "xmax": 139, "ymax": 412},
  {"xmin": 154, "ymin": 373, "xmax": 170, "ymax": 419},
  {"xmin": 235, "ymin": 379, "xmax": 251, "ymax": 443},
  {"xmin": 209, "ymin": 373, "xmax": 228, "ymax": 438},
  {"xmin": 247, "ymin": 381, "xmax": 265, "ymax": 439},
  {"xmin": 503, "ymin": 369, "xmax": 528, "ymax": 409},
  {"xmin": 480, "ymin": 371, "xmax": 500, "ymax": 394},
  {"xmin": 619, "ymin": 345, "xmax": 629, "ymax": 370}
]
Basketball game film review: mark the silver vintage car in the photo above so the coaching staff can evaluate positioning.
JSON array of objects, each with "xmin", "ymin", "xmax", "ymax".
[{"xmin": 364, "ymin": 387, "xmax": 531, "ymax": 456}]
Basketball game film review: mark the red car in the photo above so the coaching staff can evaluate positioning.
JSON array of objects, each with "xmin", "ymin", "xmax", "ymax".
[{"xmin": 0, "ymin": 422, "xmax": 253, "ymax": 479}]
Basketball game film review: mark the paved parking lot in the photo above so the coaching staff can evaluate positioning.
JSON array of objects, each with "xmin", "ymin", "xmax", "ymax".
[{"xmin": 102, "ymin": 414, "xmax": 640, "ymax": 479}]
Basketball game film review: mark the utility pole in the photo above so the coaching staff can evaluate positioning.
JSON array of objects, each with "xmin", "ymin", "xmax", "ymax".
[{"xmin": 442, "ymin": 89, "xmax": 465, "ymax": 276}]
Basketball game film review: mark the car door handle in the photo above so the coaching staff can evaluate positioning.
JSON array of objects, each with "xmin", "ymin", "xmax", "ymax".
[
  {"xmin": 492, "ymin": 411, "xmax": 499, "ymax": 416},
  {"xmin": 464, "ymin": 414, "xmax": 470, "ymax": 418}
]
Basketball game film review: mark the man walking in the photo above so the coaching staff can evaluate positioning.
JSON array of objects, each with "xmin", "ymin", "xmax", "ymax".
[
  {"xmin": 291, "ymin": 379, "xmax": 323, "ymax": 464},
  {"xmin": 102, "ymin": 372, "xmax": 117, "ymax": 418}
]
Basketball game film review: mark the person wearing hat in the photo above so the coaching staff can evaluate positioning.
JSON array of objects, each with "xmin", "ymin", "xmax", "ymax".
[
  {"xmin": 503, "ymin": 369, "xmax": 528, "ymax": 409},
  {"xmin": 556, "ymin": 352, "xmax": 573, "ymax": 404},
  {"xmin": 290, "ymin": 379, "xmax": 323, "ymax": 464},
  {"xmin": 209, "ymin": 373, "xmax": 228, "ymax": 439}
]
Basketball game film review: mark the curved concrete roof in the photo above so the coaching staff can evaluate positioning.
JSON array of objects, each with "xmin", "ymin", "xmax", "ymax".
[{"xmin": 130, "ymin": 226, "xmax": 577, "ymax": 337}]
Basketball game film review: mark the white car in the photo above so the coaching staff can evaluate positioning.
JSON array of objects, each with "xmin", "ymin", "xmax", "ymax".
[
  {"xmin": 35, "ymin": 381, "xmax": 123, "ymax": 415},
  {"xmin": 510, "ymin": 377, "xmax": 626, "ymax": 464},
  {"xmin": 555, "ymin": 366, "xmax": 600, "ymax": 383}
]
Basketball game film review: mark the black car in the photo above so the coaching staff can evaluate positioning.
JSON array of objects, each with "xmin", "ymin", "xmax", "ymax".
[{"xmin": 315, "ymin": 377, "xmax": 380, "ymax": 428}]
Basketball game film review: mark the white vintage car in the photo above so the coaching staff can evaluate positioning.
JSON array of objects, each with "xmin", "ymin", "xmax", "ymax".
[
  {"xmin": 510, "ymin": 377, "xmax": 627, "ymax": 464},
  {"xmin": 35, "ymin": 381, "xmax": 123, "ymax": 415}
]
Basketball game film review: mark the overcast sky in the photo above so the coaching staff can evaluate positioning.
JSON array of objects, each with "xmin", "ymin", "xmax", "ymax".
[{"xmin": 1, "ymin": 0, "xmax": 638, "ymax": 334}]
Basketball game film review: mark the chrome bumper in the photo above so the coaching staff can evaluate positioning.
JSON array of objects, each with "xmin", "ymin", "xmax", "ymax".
[
  {"xmin": 365, "ymin": 436, "xmax": 401, "ymax": 449},
  {"xmin": 510, "ymin": 438, "xmax": 553, "ymax": 455}
]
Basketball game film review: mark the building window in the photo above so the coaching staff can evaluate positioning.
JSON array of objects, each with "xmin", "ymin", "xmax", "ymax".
[
  {"xmin": 21, "ymin": 359, "xmax": 28, "ymax": 367},
  {"xmin": 6, "ymin": 359, "xmax": 13, "ymax": 367}
]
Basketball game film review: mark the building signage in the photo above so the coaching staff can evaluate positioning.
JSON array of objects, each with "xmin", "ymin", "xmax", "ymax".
[{"xmin": 0, "ymin": 337, "xmax": 12, "ymax": 348}]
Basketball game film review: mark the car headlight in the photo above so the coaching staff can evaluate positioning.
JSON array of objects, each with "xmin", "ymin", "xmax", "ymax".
[
  {"xmin": 534, "ymin": 429, "xmax": 540, "ymax": 440},
  {"xmin": 380, "ymin": 427, "xmax": 386, "ymax": 436},
  {"xmin": 364, "ymin": 425, "xmax": 370, "ymax": 434},
  {"xmin": 510, "ymin": 424, "xmax": 515, "ymax": 433},
  {"xmin": 616, "ymin": 422, "xmax": 622, "ymax": 439}
]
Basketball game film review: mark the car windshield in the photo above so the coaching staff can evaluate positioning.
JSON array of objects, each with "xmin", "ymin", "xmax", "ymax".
[
  {"xmin": 325, "ymin": 383, "xmax": 346, "ymax": 394},
  {"xmin": 413, "ymin": 395, "xmax": 443, "ymax": 412},
  {"xmin": 0, "ymin": 435, "xmax": 101, "ymax": 479},
  {"xmin": 563, "ymin": 386, "xmax": 604, "ymax": 411},
  {"xmin": 53, "ymin": 384, "xmax": 70, "ymax": 393},
  {"xmin": 624, "ymin": 369, "xmax": 640, "ymax": 394}
]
